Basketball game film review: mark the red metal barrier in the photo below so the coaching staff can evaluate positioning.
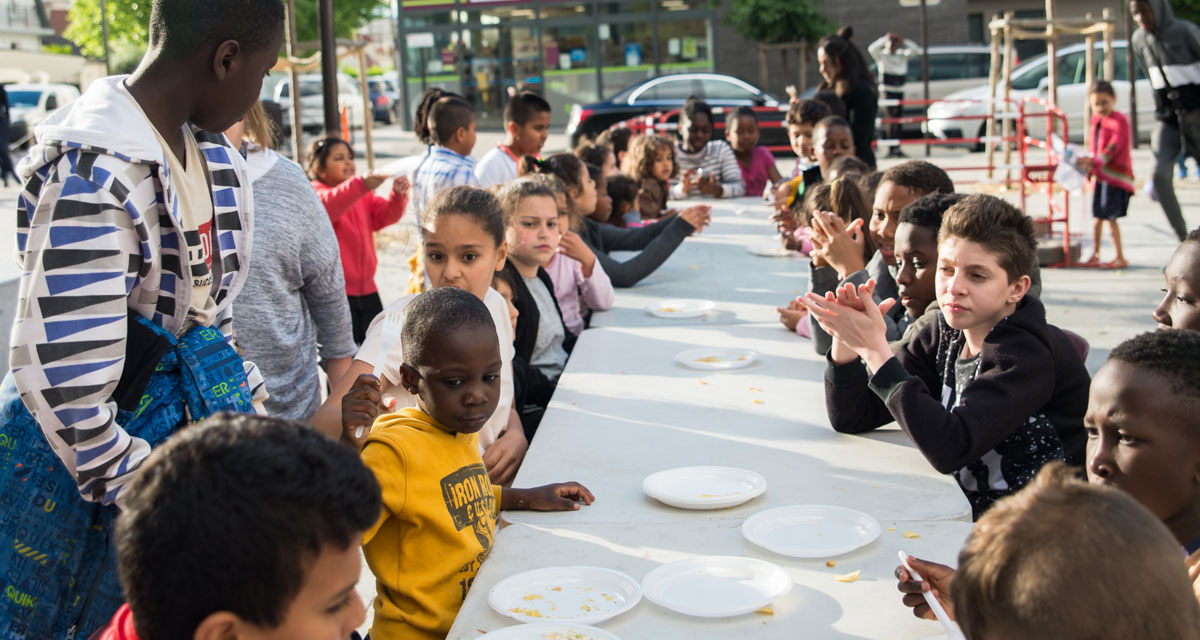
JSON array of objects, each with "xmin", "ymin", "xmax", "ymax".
[{"xmin": 1018, "ymin": 96, "xmax": 1079, "ymax": 268}]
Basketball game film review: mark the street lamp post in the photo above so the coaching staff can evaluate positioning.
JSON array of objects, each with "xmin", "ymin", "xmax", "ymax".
[{"xmin": 319, "ymin": 0, "xmax": 340, "ymax": 135}]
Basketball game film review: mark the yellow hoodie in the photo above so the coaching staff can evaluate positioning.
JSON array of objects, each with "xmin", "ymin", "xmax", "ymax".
[{"xmin": 361, "ymin": 407, "xmax": 503, "ymax": 639}]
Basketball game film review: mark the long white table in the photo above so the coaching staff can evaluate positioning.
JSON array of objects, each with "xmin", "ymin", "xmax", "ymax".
[{"xmin": 445, "ymin": 198, "xmax": 971, "ymax": 639}]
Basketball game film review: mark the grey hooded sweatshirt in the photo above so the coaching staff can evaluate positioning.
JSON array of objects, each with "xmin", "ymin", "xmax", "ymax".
[{"xmin": 1132, "ymin": 0, "xmax": 1200, "ymax": 123}]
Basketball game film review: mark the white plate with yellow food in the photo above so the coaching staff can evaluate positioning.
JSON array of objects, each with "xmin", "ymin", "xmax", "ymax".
[
  {"xmin": 489, "ymin": 566, "xmax": 642, "ymax": 625},
  {"xmin": 642, "ymin": 466, "xmax": 767, "ymax": 510},
  {"xmin": 645, "ymin": 299, "xmax": 715, "ymax": 319},
  {"xmin": 674, "ymin": 347, "xmax": 758, "ymax": 370},
  {"xmin": 481, "ymin": 623, "xmax": 623, "ymax": 640},
  {"xmin": 641, "ymin": 556, "xmax": 792, "ymax": 618},
  {"xmin": 742, "ymin": 505, "xmax": 881, "ymax": 558}
]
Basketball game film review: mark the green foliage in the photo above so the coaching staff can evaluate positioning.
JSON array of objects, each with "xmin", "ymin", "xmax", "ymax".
[
  {"xmin": 64, "ymin": 0, "xmax": 388, "ymax": 60},
  {"xmin": 1177, "ymin": 0, "xmax": 1200, "ymax": 26},
  {"xmin": 721, "ymin": 0, "xmax": 833, "ymax": 45},
  {"xmin": 41, "ymin": 43, "xmax": 76, "ymax": 55}
]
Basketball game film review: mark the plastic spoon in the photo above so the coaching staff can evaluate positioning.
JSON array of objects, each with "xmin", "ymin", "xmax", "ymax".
[{"xmin": 898, "ymin": 551, "xmax": 966, "ymax": 640}]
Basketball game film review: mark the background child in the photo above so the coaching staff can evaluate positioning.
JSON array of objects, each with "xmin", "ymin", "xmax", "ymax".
[
  {"xmin": 827, "ymin": 155, "xmax": 870, "ymax": 181},
  {"xmin": 576, "ymin": 142, "xmax": 619, "ymax": 177},
  {"xmin": 475, "ymin": 91, "xmax": 552, "ymax": 188},
  {"xmin": 95, "ymin": 413, "xmax": 381, "ymax": 639},
  {"xmin": 521, "ymin": 155, "xmax": 614, "ymax": 336},
  {"xmin": 1155, "ymin": 228, "xmax": 1200, "ymax": 330},
  {"xmin": 362, "ymin": 287, "xmax": 593, "ymax": 640},
  {"xmin": 813, "ymin": 115, "xmax": 856, "ymax": 179},
  {"xmin": 586, "ymin": 163, "xmax": 614, "ymax": 223},
  {"xmin": 623, "ymin": 134, "xmax": 677, "ymax": 220},
  {"xmin": 411, "ymin": 94, "xmax": 479, "ymax": 218},
  {"xmin": 773, "ymin": 99, "xmax": 832, "ymax": 233},
  {"xmin": 607, "ymin": 174, "xmax": 640, "ymax": 227},
  {"xmin": 308, "ymin": 135, "xmax": 410, "ymax": 345},
  {"xmin": 953, "ymin": 463, "xmax": 1200, "ymax": 640},
  {"xmin": 812, "ymin": 194, "xmax": 1090, "ymax": 518},
  {"xmin": 672, "ymin": 97, "xmax": 745, "ymax": 198},
  {"xmin": 596, "ymin": 127, "xmax": 634, "ymax": 168},
  {"xmin": 312, "ymin": 186, "xmax": 528, "ymax": 485},
  {"xmin": 726, "ymin": 106, "xmax": 782, "ymax": 197},
  {"xmin": 1078, "ymin": 80, "xmax": 1134, "ymax": 268},
  {"xmin": 891, "ymin": 193, "xmax": 966, "ymax": 347}
]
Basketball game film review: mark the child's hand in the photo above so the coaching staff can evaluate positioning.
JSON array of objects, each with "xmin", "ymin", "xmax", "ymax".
[
  {"xmin": 808, "ymin": 226, "xmax": 830, "ymax": 268},
  {"xmin": 558, "ymin": 230, "xmax": 597, "ymax": 277},
  {"xmin": 895, "ymin": 557, "xmax": 957, "ymax": 622},
  {"xmin": 483, "ymin": 426, "xmax": 528, "ymax": 486},
  {"xmin": 363, "ymin": 173, "xmax": 388, "ymax": 190},
  {"xmin": 392, "ymin": 175, "xmax": 411, "ymax": 195},
  {"xmin": 678, "ymin": 204, "xmax": 711, "ymax": 232},
  {"xmin": 341, "ymin": 373, "xmax": 394, "ymax": 449},
  {"xmin": 812, "ymin": 211, "xmax": 867, "ymax": 279},
  {"xmin": 697, "ymin": 175, "xmax": 723, "ymax": 197},
  {"xmin": 801, "ymin": 282, "xmax": 896, "ymax": 368},
  {"xmin": 681, "ymin": 169, "xmax": 698, "ymax": 194},
  {"xmin": 1075, "ymin": 157, "xmax": 1094, "ymax": 174},
  {"xmin": 502, "ymin": 482, "xmax": 595, "ymax": 511},
  {"xmin": 772, "ymin": 182, "xmax": 792, "ymax": 210},
  {"xmin": 777, "ymin": 299, "xmax": 808, "ymax": 332}
]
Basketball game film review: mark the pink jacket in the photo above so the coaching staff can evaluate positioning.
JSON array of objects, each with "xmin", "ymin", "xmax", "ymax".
[
  {"xmin": 1087, "ymin": 111, "xmax": 1135, "ymax": 193},
  {"xmin": 545, "ymin": 252, "xmax": 614, "ymax": 336},
  {"xmin": 312, "ymin": 176, "xmax": 407, "ymax": 296}
]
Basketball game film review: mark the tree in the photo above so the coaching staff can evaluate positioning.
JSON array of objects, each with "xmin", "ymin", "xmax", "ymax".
[
  {"xmin": 1177, "ymin": 0, "xmax": 1200, "ymax": 27},
  {"xmin": 65, "ymin": 0, "xmax": 388, "ymax": 61},
  {"xmin": 721, "ymin": 0, "xmax": 834, "ymax": 93}
]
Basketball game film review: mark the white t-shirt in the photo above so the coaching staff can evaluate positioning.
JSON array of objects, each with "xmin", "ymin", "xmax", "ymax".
[
  {"xmin": 356, "ymin": 288, "xmax": 516, "ymax": 450},
  {"xmin": 474, "ymin": 145, "xmax": 519, "ymax": 188}
]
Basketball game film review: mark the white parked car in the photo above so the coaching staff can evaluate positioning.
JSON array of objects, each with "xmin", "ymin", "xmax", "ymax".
[
  {"xmin": 927, "ymin": 40, "xmax": 1153, "ymax": 148},
  {"xmin": 7, "ymin": 83, "xmax": 80, "ymax": 143},
  {"xmin": 273, "ymin": 74, "xmax": 366, "ymax": 134}
]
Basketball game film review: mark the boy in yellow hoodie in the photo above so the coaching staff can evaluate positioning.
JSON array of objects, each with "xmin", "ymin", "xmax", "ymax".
[{"xmin": 360, "ymin": 287, "xmax": 594, "ymax": 639}]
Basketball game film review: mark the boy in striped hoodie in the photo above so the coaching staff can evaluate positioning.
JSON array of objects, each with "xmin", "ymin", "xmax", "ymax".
[{"xmin": 1078, "ymin": 80, "xmax": 1134, "ymax": 268}]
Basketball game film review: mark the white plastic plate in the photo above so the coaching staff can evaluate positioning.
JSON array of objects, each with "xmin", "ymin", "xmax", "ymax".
[
  {"xmin": 641, "ymin": 556, "xmax": 792, "ymax": 618},
  {"xmin": 674, "ymin": 347, "xmax": 758, "ymax": 371},
  {"xmin": 489, "ymin": 566, "xmax": 642, "ymax": 625},
  {"xmin": 747, "ymin": 245, "xmax": 797, "ymax": 257},
  {"xmin": 642, "ymin": 466, "xmax": 767, "ymax": 510},
  {"xmin": 481, "ymin": 623, "xmax": 623, "ymax": 640},
  {"xmin": 644, "ymin": 299, "xmax": 716, "ymax": 319},
  {"xmin": 742, "ymin": 505, "xmax": 882, "ymax": 558}
]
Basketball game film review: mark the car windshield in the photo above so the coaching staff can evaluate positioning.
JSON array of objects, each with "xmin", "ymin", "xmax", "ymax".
[
  {"xmin": 8, "ymin": 90, "xmax": 42, "ymax": 108},
  {"xmin": 278, "ymin": 81, "xmax": 324, "ymax": 98},
  {"xmin": 1009, "ymin": 45, "xmax": 1129, "ymax": 90}
]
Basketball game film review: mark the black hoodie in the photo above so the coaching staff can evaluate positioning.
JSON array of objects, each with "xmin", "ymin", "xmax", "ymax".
[{"xmin": 824, "ymin": 296, "xmax": 1090, "ymax": 518}]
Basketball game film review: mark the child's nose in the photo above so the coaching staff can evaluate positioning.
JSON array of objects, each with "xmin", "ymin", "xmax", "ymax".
[{"xmin": 1152, "ymin": 295, "xmax": 1173, "ymax": 326}]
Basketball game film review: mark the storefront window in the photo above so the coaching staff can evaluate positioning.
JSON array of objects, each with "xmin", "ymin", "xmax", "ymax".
[
  {"xmin": 541, "ymin": 20, "xmax": 600, "ymax": 125},
  {"xmin": 459, "ymin": 24, "xmax": 540, "ymax": 128},
  {"xmin": 657, "ymin": 17, "xmax": 712, "ymax": 75},
  {"xmin": 402, "ymin": 29, "xmax": 464, "ymax": 117}
]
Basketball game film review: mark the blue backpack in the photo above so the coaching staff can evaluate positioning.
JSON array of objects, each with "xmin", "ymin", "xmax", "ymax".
[{"xmin": 0, "ymin": 314, "xmax": 255, "ymax": 639}]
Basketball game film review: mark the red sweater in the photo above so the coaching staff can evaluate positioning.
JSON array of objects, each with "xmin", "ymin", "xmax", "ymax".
[
  {"xmin": 312, "ymin": 176, "xmax": 408, "ymax": 296},
  {"xmin": 1088, "ymin": 111, "xmax": 1135, "ymax": 193}
]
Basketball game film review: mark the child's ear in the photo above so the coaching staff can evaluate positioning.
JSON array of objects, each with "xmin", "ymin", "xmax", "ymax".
[
  {"xmin": 192, "ymin": 611, "xmax": 242, "ymax": 640},
  {"xmin": 210, "ymin": 40, "xmax": 241, "ymax": 81},
  {"xmin": 493, "ymin": 241, "xmax": 508, "ymax": 272},
  {"xmin": 399, "ymin": 363, "xmax": 421, "ymax": 396},
  {"xmin": 506, "ymin": 120, "xmax": 520, "ymax": 140},
  {"xmin": 1008, "ymin": 274, "xmax": 1033, "ymax": 304}
]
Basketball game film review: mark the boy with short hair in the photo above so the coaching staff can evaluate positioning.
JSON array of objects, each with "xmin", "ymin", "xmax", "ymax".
[
  {"xmin": 1155, "ymin": 227, "xmax": 1200, "ymax": 329},
  {"xmin": 596, "ymin": 127, "xmax": 634, "ymax": 169},
  {"xmin": 954, "ymin": 463, "xmax": 1200, "ymax": 640},
  {"xmin": 807, "ymin": 194, "xmax": 1090, "ymax": 517},
  {"xmin": 775, "ymin": 99, "xmax": 832, "ymax": 210},
  {"xmin": 1078, "ymin": 79, "xmax": 1134, "ymax": 268},
  {"xmin": 475, "ymin": 91, "xmax": 552, "ymax": 188},
  {"xmin": 361, "ymin": 287, "xmax": 593, "ymax": 639},
  {"xmin": 412, "ymin": 95, "xmax": 479, "ymax": 218},
  {"xmin": 0, "ymin": 1, "xmax": 282, "ymax": 635},
  {"xmin": 93, "ymin": 413, "xmax": 381, "ymax": 640}
]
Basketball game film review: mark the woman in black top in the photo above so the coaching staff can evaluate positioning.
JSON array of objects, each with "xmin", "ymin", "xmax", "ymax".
[{"xmin": 817, "ymin": 26, "xmax": 878, "ymax": 169}]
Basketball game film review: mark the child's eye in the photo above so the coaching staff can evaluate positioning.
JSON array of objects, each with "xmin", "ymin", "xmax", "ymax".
[
  {"xmin": 463, "ymin": 253, "xmax": 478, "ymax": 262},
  {"xmin": 1084, "ymin": 426, "xmax": 1098, "ymax": 438},
  {"xmin": 325, "ymin": 596, "xmax": 352, "ymax": 614},
  {"xmin": 483, "ymin": 373, "xmax": 499, "ymax": 383},
  {"xmin": 444, "ymin": 379, "xmax": 464, "ymax": 388},
  {"xmin": 426, "ymin": 252, "xmax": 444, "ymax": 262},
  {"xmin": 1118, "ymin": 433, "xmax": 1141, "ymax": 445}
]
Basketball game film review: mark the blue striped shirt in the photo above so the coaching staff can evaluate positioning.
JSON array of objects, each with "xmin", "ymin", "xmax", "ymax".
[{"xmin": 411, "ymin": 146, "xmax": 480, "ymax": 220}]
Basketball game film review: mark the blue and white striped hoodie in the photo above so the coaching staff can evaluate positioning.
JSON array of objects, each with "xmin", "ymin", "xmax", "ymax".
[{"xmin": 8, "ymin": 76, "xmax": 265, "ymax": 506}]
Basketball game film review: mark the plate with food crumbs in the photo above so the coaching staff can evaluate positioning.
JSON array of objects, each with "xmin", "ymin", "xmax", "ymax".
[
  {"xmin": 643, "ymin": 466, "xmax": 767, "ymax": 510},
  {"xmin": 641, "ymin": 556, "xmax": 792, "ymax": 618},
  {"xmin": 741, "ymin": 505, "xmax": 881, "ymax": 558},
  {"xmin": 674, "ymin": 347, "xmax": 759, "ymax": 371},
  {"xmin": 481, "ymin": 623, "xmax": 623, "ymax": 640},
  {"xmin": 489, "ymin": 566, "xmax": 641, "ymax": 625},
  {"xmin": 645, "ymin": 299, "xmax": 715, "ymax": 319},
  {"xmin": 747, "ymin": 245, "xmax": 799, "ymax": 258}
]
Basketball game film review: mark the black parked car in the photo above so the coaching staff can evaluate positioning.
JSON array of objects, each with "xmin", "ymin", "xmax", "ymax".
[{"xmin": 566, "ymin": 73, "xmax": 788, "ymax": 148}]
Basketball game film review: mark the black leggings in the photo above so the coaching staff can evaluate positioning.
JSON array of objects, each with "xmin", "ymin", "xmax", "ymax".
[{"xmin": 347, "ymin": 292, "xmax": 383, "ymax": 346}]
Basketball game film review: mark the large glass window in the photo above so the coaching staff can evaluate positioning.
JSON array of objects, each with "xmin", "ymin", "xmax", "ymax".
[
  {"xmin": 402, "ymin": 29, "xmax": 465, "ymax": 116},
  {"xmin": 599, "ymin": 13, "xmax": 656, "ymax": 98},
  {"xmin": 657, "ymin": 17, "xmax": 712, "ymax": 75},
  {"xmin": 541, "ymin": 19, "xmax": 600, "ymax": 125}
]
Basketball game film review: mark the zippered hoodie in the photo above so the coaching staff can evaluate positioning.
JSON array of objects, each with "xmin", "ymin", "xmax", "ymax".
[
  {"xmin": 1132, "ymin": 0, "xmax": 1200, "ymax": 122},
  {"xmin": 824, "ymin": 296, "xmax": 1090, "ymax": 517},
  {"xmin": 9, "ymin": 76, "xmax": 264, "ymax": 505}
]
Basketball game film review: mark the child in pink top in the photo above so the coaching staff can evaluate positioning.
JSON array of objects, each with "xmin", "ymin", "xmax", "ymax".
[
  {"xmin": 1078, "ymin": 81, "xmax": 1134, "ymax": 269},
  {"xmin": 307, "ymin": 136, "xmax": 410, "ymax": 343},
  {"xmin": 726, "ymin": 106, "xmax": 782, "ymax": 197}
]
